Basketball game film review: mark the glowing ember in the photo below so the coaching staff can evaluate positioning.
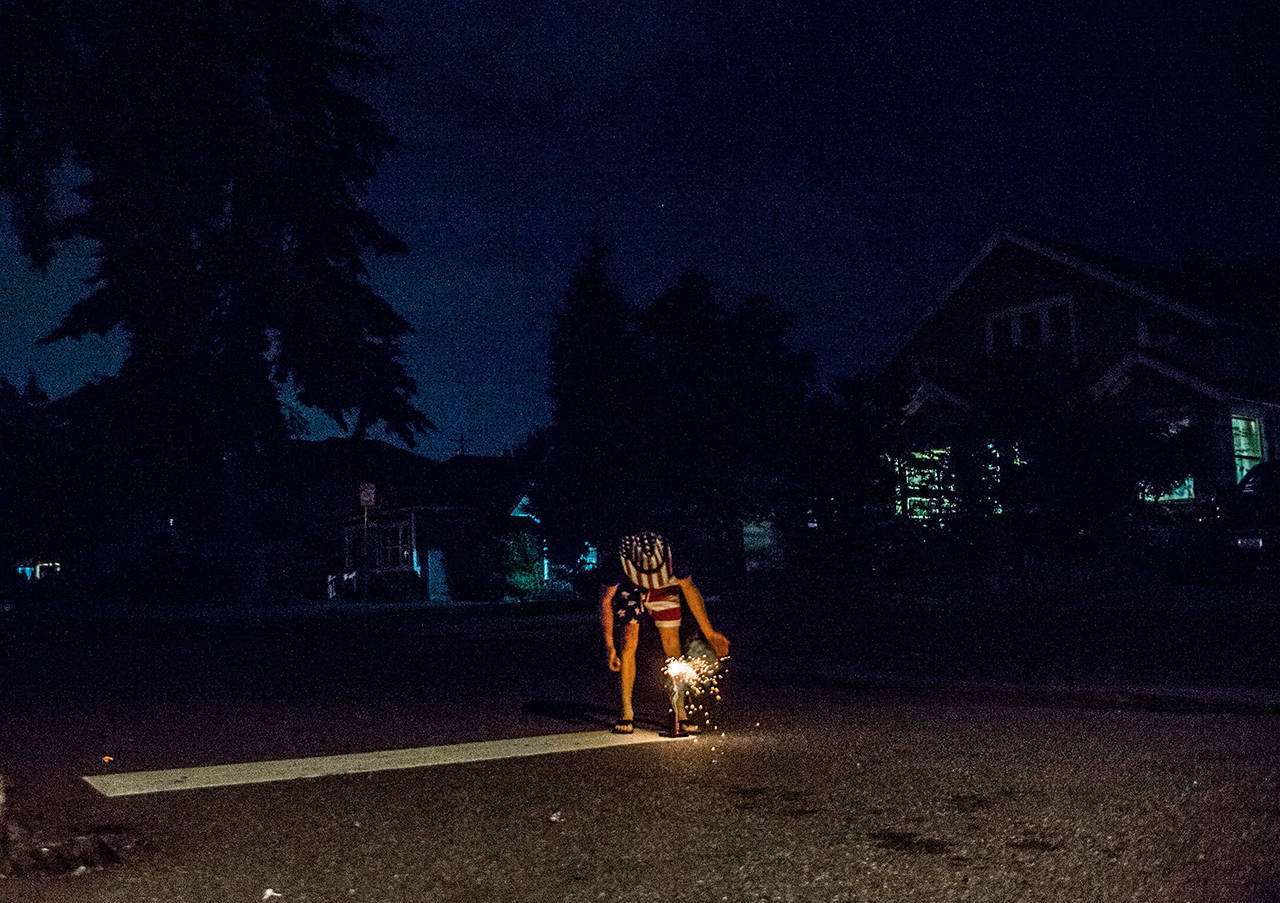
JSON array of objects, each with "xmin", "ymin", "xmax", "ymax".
[{"xmin": 665, "ymin": 658, "xmax": 698, "ymax": 685}]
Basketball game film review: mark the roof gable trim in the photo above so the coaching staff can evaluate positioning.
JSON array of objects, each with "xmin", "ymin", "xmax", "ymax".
[
  {"xmin": 902, "ymin": 379, "xmax": 978, "ymax": 420},
  {"xmin": 1002, "ymin": 232, "xmax": 1216, "ymax": 327},
  {"xmin": 1089, "ymin": 351, "xmax": 1280, "ymax": 409}
]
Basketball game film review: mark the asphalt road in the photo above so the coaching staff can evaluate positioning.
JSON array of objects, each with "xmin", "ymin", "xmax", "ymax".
[{"xmin": 2, "ymin": 569, "xmax": 1278, "ymax": 901}]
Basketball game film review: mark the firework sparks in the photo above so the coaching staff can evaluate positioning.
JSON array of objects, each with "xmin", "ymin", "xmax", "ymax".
[
  {"xmin": 663, "ymin": 648, "xmax": 728, "ymax": 734},
  {"xmin": 664, "ymin": 655, "xmax": 722, "ymax": 693}
]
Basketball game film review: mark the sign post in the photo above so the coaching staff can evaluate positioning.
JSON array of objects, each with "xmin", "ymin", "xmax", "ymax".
[{"xmin": 360, "ymin": 483, "xmax": 375, "ymax": 603}]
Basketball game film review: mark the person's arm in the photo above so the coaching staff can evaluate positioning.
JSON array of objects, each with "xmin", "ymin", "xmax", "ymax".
[
  {"xmin": 600, "ymin": 583, "xmax": 622, "ymax": 671},
  {"xmin": 678, "ymin": 577, "xmax": 729, "ymax": 658}
]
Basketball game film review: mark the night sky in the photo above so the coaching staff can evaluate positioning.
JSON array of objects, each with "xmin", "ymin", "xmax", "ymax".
[{"xmin": 1, "ymin": 0, "xmax": 1275, "ymax": 458}]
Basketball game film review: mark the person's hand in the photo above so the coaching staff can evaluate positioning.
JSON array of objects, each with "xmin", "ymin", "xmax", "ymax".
[
  {"xmin": 607, "ymin": 648, "xmax": 622, "ymax": 672},
  {"xmin": 707, "ymin": 631, "xmax": 729, "ymax": 659}
]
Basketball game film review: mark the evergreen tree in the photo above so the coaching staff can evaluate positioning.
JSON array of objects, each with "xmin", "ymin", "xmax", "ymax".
[
  {"xmin": 540, "ymin": 236, "xmax": 636, "ymax": 556},
  {"xmin": 0, "ymin": 0, "xmax": 429, "ymax": 455},
  {"xmin": 631, "ymin": 269, "xmax": 730, "ymax": 526},
  {"xmin": 0, "ymin": 373, "xmax": 57, "ymax": 561},
  {"xmin": 0, "ymin": 0, "xmax": 430, "ymax": 572},
  {"xmin": 722, "ymin": 293, "xmax": 816, "ymax": 520},
  {"xmin": 540, "ymin": 250, "xmax": 817, "ymax": 579}
]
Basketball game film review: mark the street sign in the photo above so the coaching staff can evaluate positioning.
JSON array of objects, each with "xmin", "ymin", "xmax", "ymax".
[{"xmin": 360, "ymin": 483, "xmax": 376, "ymax": 508}]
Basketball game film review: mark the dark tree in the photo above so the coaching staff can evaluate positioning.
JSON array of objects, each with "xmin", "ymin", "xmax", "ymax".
[
  {"xmin": 0, "ymin": 0, "xmax": 431, "ymax": 583},
  {"xmin": 721, "ymin": 293, "xmax": 817, "ymax": 520},
  {"xmin": 539, "ymin": 236, "xmax": 637, "ymax": 557},
  {"xmin": 631, "ymin": 269, "xmax": 730, "ymax": 526},
  {"xmin": 784, "ymin": 375, "xmax": 898, "ymax": 567},
  {"xmin": 632, "ymin": 275, "xmax": 817, "ymax": 572},
  {"xmin": 0, "ymin": 374, "xmax": 56, "ymax": 561},
  {"xmin": 539, "ymin": 250, "xmax": 816, "ymax": 581},
  {"xmin": 0, "ymin": 0, "xmax": 429, "ymax": 452}
]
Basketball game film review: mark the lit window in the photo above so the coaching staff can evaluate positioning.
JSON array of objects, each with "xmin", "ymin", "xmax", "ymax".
[
  {"xmin": 894, "ymin": 449, "xmax": 956, "ymax": 524},
  {"xmin": 15, "ymin": 561, "xmax": 60, "ymax": 580},
  {"xmin": 1144, "ymin": 476, "xmax": 1195, "ymax": 502},
  {"xmin": 1232, "ymin": 416, "xmax": 1263, "ymax": 482}
]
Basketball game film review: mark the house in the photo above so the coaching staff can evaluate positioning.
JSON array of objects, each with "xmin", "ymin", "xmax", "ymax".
[
  {"xmin": 289, "ymin": 439, "xmax": 543, "ymax": 603},
  {"xmin": 878, "ymin": 230, "xmax": 1280, "ymax": 523}
]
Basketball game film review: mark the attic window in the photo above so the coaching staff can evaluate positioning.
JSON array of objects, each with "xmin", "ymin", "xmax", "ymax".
[
  {"xmin": 1048, "ymin": 305, "xmax": 1071, "ymax": 348},
  {"xmin": 1019, "ymin": 310, "xmax": 1041, "ymax": 346},
  {"xmin": 986, "ymin": 297, "xmax": 1073, "ymax": 356}
]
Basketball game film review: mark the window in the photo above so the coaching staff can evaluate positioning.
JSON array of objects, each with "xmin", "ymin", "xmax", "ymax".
[
  {"xmin": 1047, "ymin": 304, "xmax": 1071, "ymax": 349},
  {"xmin": 1232, "ymin": 415, "xmax": 1263, "ymax": 482},
  {"xmin": 979, "ymin": 442, "xmax": 1026, "ymax": 514},
  {"xmin": 1019, "ymin": 310, "xmax": 1041, "ymax": 346},
  {"xmin": 346, "ymin": 517, "xmax": 416, "ymax": 574},
  {"xmin": 381, "ymin": 521, "xmax": 413, "ymax": 569},
  {"xmin": 986, "ymin": 297, "xmax": 1073, "ymax": 356},
  {"xmin": 1161, "ymin": 477, "xmax": 1195, "ymax": 501},
  {"xmin": 913, "ymin": 353, "xmax": 939, "ymax": 378},
  {"xmin": 16, "ymin": 561, "xmax": 61, "ymax": 580},
  {"xmin": 1143, "ymin": 476, "xmax": 1195, "ymax": 502},
  {"xmin": 894, "ymin": 449, "xmax": 956, "ymax": 525}
]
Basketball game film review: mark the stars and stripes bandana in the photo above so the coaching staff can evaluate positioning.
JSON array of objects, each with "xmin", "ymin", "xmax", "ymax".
[{"xmin": 619, "ymin": 531, "xmax": 675, "ymax": 590}]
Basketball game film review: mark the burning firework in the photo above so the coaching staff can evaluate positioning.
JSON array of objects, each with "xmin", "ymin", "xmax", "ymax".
[
  {"xmin": 664, "ymin": 654, "xmax": 720, "ymax": 693},
  {"xmin": 664, "ymin": 640, "xmax": 728, "ymax": 734}
]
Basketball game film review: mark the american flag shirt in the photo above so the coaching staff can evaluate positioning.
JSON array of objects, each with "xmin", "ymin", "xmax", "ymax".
[{"xmin": 614, "ymin": 531, "xmax": 687, "ymax": 625}]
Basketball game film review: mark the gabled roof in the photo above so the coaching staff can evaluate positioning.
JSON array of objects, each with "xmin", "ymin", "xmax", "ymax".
[
  {"xmin": 1089, "ymin": 350, "xmax": 1280, "ymax": 410},
  {"xmin": 302, "ymin": 442, "xmax": 534, "ymax": 524},
  {"xmin": 901, "ymin": 379, "xmax": 977, "ymax": 420},
  {"xmin": 426, "ymin": 454, "xmax": 529, "ymax": 515},
  {"xmin": 882, "ymin": 229, "xmax": 1222, "ymax": 372}
]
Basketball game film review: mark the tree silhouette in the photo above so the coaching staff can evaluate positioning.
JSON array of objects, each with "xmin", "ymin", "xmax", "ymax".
[
  {"xmin": 0, "ymin": 373, "xmax": 60, "ymax": 563},
  {"xmin": 539, "ymin": 247, "xmax": 816, "ymax": 580},
  {"xmin": 0, "ymin": 0, "xmax": 429, "ymax": 454},
  {"xmin": 0, "ymin": 1, "xmax": 431, "ymax": 581},
  {"xmin": 540, "ymin": 236, "xmax": 638, "ymax": 557}
]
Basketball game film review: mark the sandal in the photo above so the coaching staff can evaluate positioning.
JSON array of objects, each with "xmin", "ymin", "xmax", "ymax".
[{"xmin": 611, "ymin": 719, "xmax": 635, "ymax": 734}]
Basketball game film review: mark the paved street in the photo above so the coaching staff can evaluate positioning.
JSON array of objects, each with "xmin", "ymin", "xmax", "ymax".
[{"xmin": 2, "ymin": 569, "xmax": 1278, "ymax": 901}]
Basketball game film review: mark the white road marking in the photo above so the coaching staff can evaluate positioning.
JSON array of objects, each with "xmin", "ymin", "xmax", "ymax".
[{"xmin": 82, "ymin": 729, "xmax": 690, "ymax": 797}]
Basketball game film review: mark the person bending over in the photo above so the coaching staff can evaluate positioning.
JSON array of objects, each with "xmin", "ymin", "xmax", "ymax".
[{"xmin": 600, "ymin": 530, "xmax": 729, "ymax": 735}]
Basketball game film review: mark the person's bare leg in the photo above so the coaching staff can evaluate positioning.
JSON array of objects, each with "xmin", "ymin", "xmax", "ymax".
[
  {"xmin": 618, "ymin": 620, "xmax": 640, "ymax": 722},
  {"xmin": 657, "ymin": 624, "xmax": 688, "ymax": 725}
]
